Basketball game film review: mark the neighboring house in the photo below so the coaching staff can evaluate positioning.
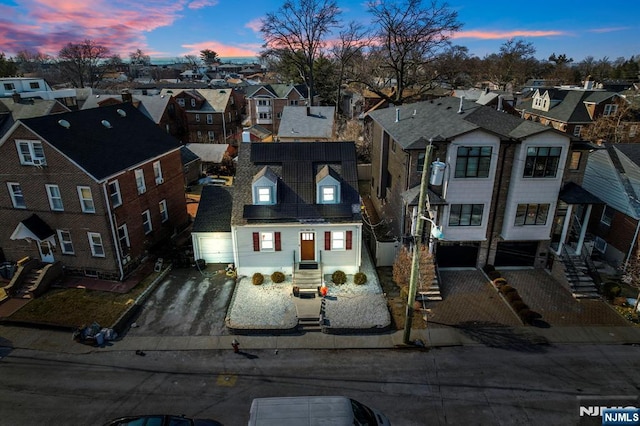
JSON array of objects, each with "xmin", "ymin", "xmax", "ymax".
[
  {"xmin": 161, "ymin": 88, "xmax": 241, "ymax": 144},
  {"xmin": 277, "ymin": 106, "xmax": 335, "ymax": 142},
  {"xmin": 583, "ymin": 143, "xmax": 640, "ymax": 267},
  {"xmin": 191, "ymin": 185, "xmax": 234, "ymax": 264},
  {"xmin": 180, "ymin": 146, "xmax": 202, "ymax": 186},
  {"xmin": 365, "ymin": 97, "xmax": 598, "ymax": 269},
  {"xmin": 515, "ymin": 81, "xmax": 639, "ymax": 141},
  {"xmin": 184, "ymin": 143, "xmax": 233, "ymax": 174},
  {"xmin": 244, "ymin": 84, "xmax": 309, "ymax": 134},
  {"xmin": 81, "ymin": 91, "xmax": 188, "ymax": 142},
  {"xmin": 1, "ymin": 77, "xmax": 77, "ymax": 110},
  {"xmin": 0, "ymin": 103, "xmax": 189, "ymax": 280},
  {"xmin": 0, "ymin": 97, "xmax": 71, "ymax": 137},
  {"xmin": 230, "ymin": 141, "xmax": 362, "ymax": 276}
]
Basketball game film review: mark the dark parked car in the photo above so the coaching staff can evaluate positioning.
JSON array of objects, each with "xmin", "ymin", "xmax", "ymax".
[{"xmin": 104, "ymin": 414, "xmax": 222, "ymax": 426}]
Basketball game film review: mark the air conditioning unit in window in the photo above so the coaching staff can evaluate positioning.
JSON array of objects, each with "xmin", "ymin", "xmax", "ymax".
[
  {"xmin": 32, "ymin": 158, "xmax": 46, "ymax": 166},
  {"xmin": 156, "ymin": 177, "xmax": 164, "ymax": 185}
]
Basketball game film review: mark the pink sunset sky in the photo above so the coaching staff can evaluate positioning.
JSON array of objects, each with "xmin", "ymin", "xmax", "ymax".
[{"xmin": 0, "ymin": 0, "xmax": 637, "ymax": 62}]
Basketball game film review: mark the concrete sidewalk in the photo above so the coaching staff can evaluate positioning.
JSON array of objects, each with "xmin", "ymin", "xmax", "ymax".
[{"xmin": 2, "ymin": 324, "xmax": 640, "ymax": 355}]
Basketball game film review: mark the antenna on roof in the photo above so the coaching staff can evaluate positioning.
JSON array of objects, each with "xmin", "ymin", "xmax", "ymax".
[
  {"xmin": 117, "ymin": 108, "xmax": 126, "ymax": 117},
  {"xmin": 58, "ymin": 119, "xmax": 71, "ymax": 129}
]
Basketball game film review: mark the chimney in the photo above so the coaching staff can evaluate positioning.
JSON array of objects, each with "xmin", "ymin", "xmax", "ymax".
[
  {"xmin": 497, "ymin": 95, "xmax": 503, "ymax": 112},
  {"xmin": 457, "ymin": 96, "xmax": 465, "ymax": 114},
  {"xmin": 11, "ymin": 91, "xmax": 21, "ymax": 103},
  {"xmin": 584, "ymin": 75, "xmax": 593, "ymax": 90},
  {"xmin": 395, "ymin": 108, "xmax": 400, "ymax": 122},
  {"xmin": 121, "ymin": 89, "xmax": 133, "ymax": 103}
]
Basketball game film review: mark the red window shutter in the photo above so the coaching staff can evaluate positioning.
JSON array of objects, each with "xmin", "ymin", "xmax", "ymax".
[
  {"xmin": 325, "ymin": 232, "xmax": 331, "ymax": 250},
  {"xmin": 346, "ymin": 231, "xmax": 353, "ymax": 250},
  {"xmin": 252, "ymin": 232, "xmax": 259, "ymax": 251},
  {"xmin": 275, "ymin": 232, "xmax": 281, "ymax": 251}
]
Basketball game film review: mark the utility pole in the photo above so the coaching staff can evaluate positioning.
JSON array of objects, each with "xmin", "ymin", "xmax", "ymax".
[{"xmin": 403, "ymin": 142, "xmax": 433, "ymax": 345}]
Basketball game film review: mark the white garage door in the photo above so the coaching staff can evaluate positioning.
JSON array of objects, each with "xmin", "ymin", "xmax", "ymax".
[{"xmin": 194, "ymin": 233, "xmax": 233, "ymax": 264}]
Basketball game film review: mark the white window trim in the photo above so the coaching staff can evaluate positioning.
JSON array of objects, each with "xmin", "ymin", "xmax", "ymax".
[
  {"xmin": 191, "ymin": 98, "xmax": 196, "ymax": 107},
  {"xmin": 601, "ymin": 205, "xmax": 614, "ymax": 226},
  {"xmin": 573, "ymin": 125, "xmax": 582, "ymax": 137},
  {"xmin": 135, "ymin": 169, "xmax": 146, "ymax": 194},
  {"xmin": 195, "ymin": 113, "xmax": 200, "ymax": 122},
  {"xmin": 159, "ymin": 200, "xmax": 168, "ymax": 223},
  {"xmin": 153, "ymin": 161, "xmax": 163, "ymax": 185},
  {"xmin": 257, "ymin": 187, "xmax": 272, "ymax": 204},
  {"xmin": 594, "ymin": 236, "xmax": 608, "ymax": 253},
  {"xmin": 206, "ymin": 114, "xmax": 213, "ymax": 124},
  {"xmin": 603, "ymin": 104, "xmax": 618, "ymax": 116},
  {"xmin": 77, "ymin": 186, "xmax": 95, "ymax": 213},
  {"xmin": 260, "ymin": 232, "xmax": 274, "ymax": 251},
  {"xmin": 46, "ymin": 184, "xmax": 64, "ymax": 211},
  {"xmin": 117, "ymin": 224, "xmax": 130, "ymax": 253},
  {"xmin": 57, "ymin": 229, "xmax": 74, "ymax": 254},
  {"xmin": 142, "ymin": 210, "xmax": 152, "ymax": 234},
  {"xmin": 88, "ymin": 232, "xmax": 105, "ymax": 257},
  {"xmin": 332, "ymin": 231, "xmax": 346, "ymax": 250},
  {"xmin": 208, "ymin": 131, "xmax": 215, "ymax": 142},
  {"xmin": 7, "ymin": 182, "xmax": 25, "ymax": 209},
  {"xmin": 321, "ymin": 185, "xmax": 337, "ymax": 204},
  {"xmin": 108, "ymin": 180, "xmax": 122, "ymax": 207},
  {"xmin": 16, "ymin": 140, "xmax": 46, "ymax": 166}
]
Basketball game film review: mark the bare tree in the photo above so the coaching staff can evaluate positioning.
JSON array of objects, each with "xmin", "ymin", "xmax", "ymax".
[
  {"xmin": 622, "ymin": 249, "xmax": 640, "ymax": 312},
  {"xmin": 393, "ymin": 245, "xmax": 435, "ymax": 302},
  {"xmin": 353, "ymin": 0, "xmax": 461, "ymax": 105},
  {"xmin": 0, "ymin": 52, "xmax": 19, "ymax": 77},
  {"xmin": 331, "ymin": 21, "xmax": 370, "ymax": 116},
  {"xmin": 58, "ymin": 40, "xmax": 110, "ymax": 88},
  {"xmin": 260, "ymin": 0, "xmax": 341, "ymax": 106},
  {"xmin": 582, "ymin": 99, "xmax": 638, "ymax": 143},
  {"xmin": 14, "ymin": 50, "xmax": 53, "ymax": 76},
  {"xmin": 483, "ymin": 38, "xmax": 537, "ymax": 90}
]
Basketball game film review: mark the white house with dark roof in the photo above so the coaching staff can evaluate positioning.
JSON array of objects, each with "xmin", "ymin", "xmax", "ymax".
[
  {"xmin": 366, "ymin": 97, "xmax": 599, "ymax": 276},
  {"xmin": 229, "ymin": 142, "xmax": 362, "ymax": 278},
  {"xmin": 191, "ymin": 186, "xmax": 234, "ymax": 264}
]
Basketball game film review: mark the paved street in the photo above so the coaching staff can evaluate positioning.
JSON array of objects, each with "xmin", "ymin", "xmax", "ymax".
[{"xmin": 1, "ymin": 344, "xmax": 639, "ymax": 425}]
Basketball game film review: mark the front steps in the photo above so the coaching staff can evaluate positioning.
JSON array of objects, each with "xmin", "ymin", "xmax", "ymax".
[
  {"xmin": 293, "ymin": 268, "xmax": 322, "ymax": 290},
  {"xmin": 562, "ymin": 255, "xmax": 599, "ymax": 299}
]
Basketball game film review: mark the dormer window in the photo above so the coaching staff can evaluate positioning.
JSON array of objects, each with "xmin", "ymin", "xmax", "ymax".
[
  {"xmin": 316, "ymin": 165, "xmax": 341, "ymax": 204},
  {"xmin": 603, "ymin": 104, "xmax": 618, "ymax": 116},
  {"xmin": 252, "ymin": 166, "xmax": 278, "ymax": 205}
]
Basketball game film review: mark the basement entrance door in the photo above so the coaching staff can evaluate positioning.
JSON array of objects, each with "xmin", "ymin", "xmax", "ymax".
[{"xmin": 300, "ymin": 232, "xmax": 315, "ymax": 261}]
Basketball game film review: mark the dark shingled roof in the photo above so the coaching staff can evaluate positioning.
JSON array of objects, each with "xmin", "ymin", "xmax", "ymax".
[
  {"xmin": 22, "ymin": 214, "xmax": 55, "ymax": 240},
  {"xmin": 559, "ymin": 182, "xmax": 603, "ymax": 205},
  {"xmin": 368, "ymin": 97, "xmax": 552, "ymax": 149},
  {"xmin": 20, "ymin": 103, "xmax": 181, "ymax": 181},
  {"xmin": 232, "ymin": 142, "xmax": 360, "ymax": 224},
  {"xmin": 180, "ymin": 146, "xmax": 200, "ymax": 165},
  {"xmin": 518, "ymin": 89, "xmax": 618, "ymax": 124},
  {"xmin": 192, "ymin": 186, "xmax": 233, "ymax": 232},
  {"xmin": 614, "ymin": 143, "xmax": 640, "ymax": 166}
]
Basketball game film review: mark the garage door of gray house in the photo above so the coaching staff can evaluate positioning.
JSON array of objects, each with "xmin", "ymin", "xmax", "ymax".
[
  {"xmin": 436, "ymin": 242, "xmax": 479, "ymax": 267},
  {"xmin": 494, "ymin": 241, "xmax": 537, "ymax": 267}
]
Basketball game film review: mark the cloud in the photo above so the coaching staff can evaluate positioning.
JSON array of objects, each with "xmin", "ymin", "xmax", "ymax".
[
  {"xmin": 188, "ymin": 0, "xmax": 219, "ymax": 10},
  {"xmin": 0, "ymin": 0, "xmax": 189, "ymax": 56},
  {"xmin": 588, "ymin": 27, "xmax": 630, "ymax": 33},
  {"xmin": 453, "ymin": 29, "xmax": 566, "ymax": 40},
  {"xmin": 181, "ymin": 40, "xmax": 261, "ymax": 58},
  {"xmin": 245, "ymin": 17, "xmax": 263, "ymax": 33}
]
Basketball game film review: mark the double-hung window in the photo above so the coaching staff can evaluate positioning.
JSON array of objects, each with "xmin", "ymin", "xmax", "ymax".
[
  {"xmin": 77, "ymin": 186, "xmax": 95, "ymax": 213},
  {"xmin": 603, "ymin": 104, "xmax": 618, "ymax": 116},
  {"xmin": 417, "ymin": 152, "xmax": 426, "ymax": 172},
  {"xmin": 601, "ymin": 205, "xmax": 615, "ymax": 226},
  {"xmin": 159, "ymin": 200, "xmax": 168, "ymax": 222},
  {"xmin": 331, "ymin": 231, "xmax": 345, "ymax": 250},
  {"xmin": 57, "ymin": 230, "xmax": 74, "ymax": 254},
  {"xmin": 523, "ymin": 147, "xmax": 561, "ymax": 178},
  {"xmin": 88, "ymin": 232, "xmax": 105, "ymax": 257},
  {"xmin": 206, "ymin": 114, "xmax": 213, "ymax": 124},
  {"xmin": 208, "ymin": 131, "xmax": 215, "ymax": 142},
  {"xmin": 46, "ymin": 184, "xmax": 64, "ymax": 211},
  {"xmin": 455, "ymin": 146, "xmax": 492, "ymax": 178},
  {"xmin": 260, "ymin": 232, "xmax": 274, "ymax": 251},
  {"xmin": 515, "ymin": 203, "xmax": 550, "ymax": 226},
  {"xmin": 135, "ymin": 169, "xmax": 146, "ymax": 194},
  {"xmin": 142, "ymin": 210, "xmax": 152, "ymax": 234},
  {"xmin": 16, "ymin": 140, "xmax": 46, "ymax": 166},
  {"xmin": 7, "ymin": 182, "xmax": 25, "ymax": 208},
  {"xmin": 153, "ymin": 161, "xmax": 163, "ymax": 185},
  {"xmin": 117, "ymin": 224, "xmax": 130, "ymax": 255},
  {"xmin": 449, "ymin": 204, "xmax": 484, "ymax": 226},
  {"xmin": 108, "ymin": 180, "xmax": 122, "ymax": 207}
]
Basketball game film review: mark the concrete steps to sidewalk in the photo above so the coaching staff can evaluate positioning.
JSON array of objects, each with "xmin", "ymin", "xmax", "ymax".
[
  {"xmin": 563, "ymin": 255, "xmax": 599, "ymax": 299},
  {"xmin": 294, "ymin": 269, "xmax": 322, "ymax": 290}
]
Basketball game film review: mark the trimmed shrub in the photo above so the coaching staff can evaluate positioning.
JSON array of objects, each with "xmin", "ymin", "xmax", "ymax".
[
  {"xmin": 602, "ymin": 282, "xmax": 622, "ymax": 300},
  {"xmin": 354, "ymin": 272, "xmax": 367, "ymax": 285},
  {"xmin": 493, "ymin": 277, "xmax": 508, "ymax": 287},
  {"xmin": 506, "ymin": 291, "xmax": 522, "ymax": 303},
  {"xmin": 252, "ymin": 272, "xmax": 264, "ymax": 285},
  {"xmin": 487, "ymin": 270, "xmax": 502, "ymax": 281},
  {"xmin": 511, "ymin": 300, "xmax": 529, "ymax": 312},
  {"xmin": 270, "ymin": 271, "xmax": 285, "ymax": 283},
  {"xmin": 500, "ymin": 285, "xmax": 516, "ymax": 295},
  {"xmin": 482, "ymin": 264, "xmax": 496, "ymax": 274},
  {"xmin": 332, "ymin": 270, "xmax": 347, "ymax": 284}
]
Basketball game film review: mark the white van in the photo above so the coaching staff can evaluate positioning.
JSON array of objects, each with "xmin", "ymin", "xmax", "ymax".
[{"xmin": 248, "ymin": 396, "xmax": 391, "ymax": 426}]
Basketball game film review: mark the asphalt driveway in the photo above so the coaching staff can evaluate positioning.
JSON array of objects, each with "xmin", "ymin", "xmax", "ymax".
[{"xmin": 125, "ymin": 264, "xmax": 234, "ymax": 336}]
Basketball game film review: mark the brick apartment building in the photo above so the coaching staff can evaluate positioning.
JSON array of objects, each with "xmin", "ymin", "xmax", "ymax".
[{"xmin": 0, "ymin": 103, "xmax": 188, "ymax": 280}]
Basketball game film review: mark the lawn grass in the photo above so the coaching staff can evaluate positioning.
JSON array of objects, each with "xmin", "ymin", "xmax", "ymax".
[{"xmin": 9, "ymin": 271, "xmax": 160, "ymax": 328}]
